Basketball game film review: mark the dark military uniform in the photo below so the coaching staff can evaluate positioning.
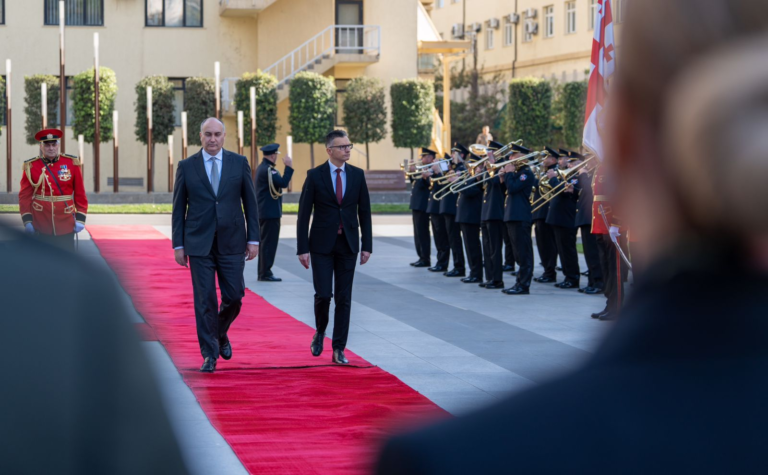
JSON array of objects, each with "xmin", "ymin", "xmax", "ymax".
[
  {"xmin": 546, "ymin": 167, "xmax": 581, "ymax": 287},
  {"xmin": 480, "ymin": 175, "xmax": 505, "ymax": 286},
  {"xmin": 427, "ymin": 171, "xmax": 450, "ymax": 271},
  {"xmin": 502, "ymin": 164, "xmax": 537, "ymax": 291},
  {"xmin": 409, "ymin": 173, "xmax": 431, "ymax": 266},
  {"xmin": 574, "ymin": 169, "xmax": 604, "ymax": 291},
  {"xmin": 439, "ymin": 160, "xmax": 466, "ymax": 276},
  {"xmin": 254, "ymin": 145, "xmax": 294, "ymax": 281},
  {"xmin": 456, "ymin": 176, "xmax": 483, "ymax": 282},
  {"xmin": 532, "ymin": 154, "xmax": 560, "ymax": 282}
]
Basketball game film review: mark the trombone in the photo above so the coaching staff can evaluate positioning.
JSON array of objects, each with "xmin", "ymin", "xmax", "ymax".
[
  {"xmin": 452, "ymin": 150, "xmax": 544, "ymax": 193},
  {"xmin": 486, "ymin": 151, "xmax": 547, "ymax": 178},
  {"xmin": 531, "ymin": 157, "xmax": 595, "ymax": 212},
  {"xmin": 465, "ymin": 139, "xmax": 524, "ymax": 171},
  {"xmin": 404, "ymin": 158, "xmax": 452, "ymax": 178},
  {"xmin": 432, "ymin": 169, "xmax": 471, "ymax": 200}
]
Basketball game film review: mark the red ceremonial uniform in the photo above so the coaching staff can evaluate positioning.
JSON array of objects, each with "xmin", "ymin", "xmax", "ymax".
[
  {"xmin": 19, "ymin": 154, "xmax": 88, "ymax": 236},
  {"xmin": 591, "ymin": 163, "xmax": 620, "ymax": 234}
]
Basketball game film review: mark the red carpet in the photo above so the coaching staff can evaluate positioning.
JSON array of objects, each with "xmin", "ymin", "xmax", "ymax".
[{"xmin": 89, "ymin": 225, "xmax": 445, "ymax": 474}]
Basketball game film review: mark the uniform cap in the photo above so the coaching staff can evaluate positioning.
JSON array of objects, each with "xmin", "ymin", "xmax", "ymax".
[
  {"xmin": 420, "ymin": 147, "xmax": 437, "ymax": 157},
  {"xmin": 488, "ymin": 140, "xmax": 505, "ymax": 150},
  {"xmin": 511, "ymin": 143, "xmax": 532, "ymax": 155},
  {"xmin": 452, "ymin": 143, "xmax": 470, "ymax": 155},
  {"xmin": 35, "ymin": 129, "xmax": 63, "ymax": 143},
  {"xmin": 545, "ymin": 146, "xmax": 561, "ymax": 158},
  {"xmin": 260, "ymin": 143, "xmax": 280, "ymax": 155}
]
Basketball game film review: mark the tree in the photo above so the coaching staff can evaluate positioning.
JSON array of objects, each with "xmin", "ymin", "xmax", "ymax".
[
  {"xmin": 343, "ymin": 77, "xmax": 387, "ymax": 169},
  {"xmin": 183, "ymin": 77, "xmax": 216, "ymax": 147},
  {"xmin": 390, "ymin": 79, "xmax": 434, "ymax": 160},
  {"xmin": 234, "ymin": 71, "xmax": 278, "ymax": 147},
  {"xmin": 72, "ymin": 67, "xmax": 118, "ymax": 144},
  {"xmin": 24, "ymin": 75, "xmax": 61, "ymax": 145},
  {"xmin": 505, "ymin": 78, "xmax": 553, "ymax": 150},
  {"xmin": 288, "ymin": 72, "xmax": 336, "ymax": 168},
  {"xmin": 134, "ymin": 76, "xmax": 175, "ymax": 186},
  {"xmin": 559, "ymin": 80, "xmax": 588, "ymax": 149}
]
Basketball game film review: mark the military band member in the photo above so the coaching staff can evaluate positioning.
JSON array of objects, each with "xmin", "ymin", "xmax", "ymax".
[
  {"xmin": 424, "ymin": 148, "xmax": 450, "ymax": 273},
  {"xmin": 545, "ymin": 150, "xmax": 581, "ymax": 289},
  {"xmin": 572, "ymin": 153, "xmax": 604, "ymax": 294},
  {"xmin": 19, "ymin": 129, "xmax": 87, "ymax": 251},
  {"xmin": 498, "ymin": 144, "xmax": 538, "ymax": 295},
  {"xmin": 532, "ymin": 148, "xmax": 560, "ymax": 283},
  {"xmin": 439, "ymin": 151, "xmax": 466, "ymax": 277},
  {"xmin": 408, "ymin": 149, "xmax": 433, "ymax": 268},
  {"xmin": 453, "ymin": 146, "xmax": 484, "ymax": 284},
  {"xmin": 479, "ymin": 149, "xmax": 506, "ymax": 289},
  {"xmin": 254, "ymin": 143, "xmax": 293, "ymax": 282},
  {"xmin": 488, "ymin": 141, "xmax": 517, "ymax": 276}
]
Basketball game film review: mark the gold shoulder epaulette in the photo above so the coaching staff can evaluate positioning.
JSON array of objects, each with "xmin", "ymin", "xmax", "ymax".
[
  {"xmin": 62, "ymin": 153, "xmax": 81, "ymax": 166},
  {"xmin": 22, "ymin": 157, "xmax": 40, "ymax": 172}
]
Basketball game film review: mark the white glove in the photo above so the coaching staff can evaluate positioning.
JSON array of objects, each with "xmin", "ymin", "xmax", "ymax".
[
  {"xmin": 609, "ymin": 226, "xmax": 621, "ymax": 242},
  {"xmin": 74, "ymin": 222, "xmax": 85, "ymax": 233},
  {"xmin": 24, "ymin": 223, "xmax": 35, "ymax": 234}
]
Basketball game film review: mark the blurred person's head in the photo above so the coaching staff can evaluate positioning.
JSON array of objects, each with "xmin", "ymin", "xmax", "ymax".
[
  {"xmin": 608, "ymin": 0, "xmax": 768, "ymax": 268},
  {"xmin": 482, "ymin": 126, "xmax": 490, "ymax": 135}
]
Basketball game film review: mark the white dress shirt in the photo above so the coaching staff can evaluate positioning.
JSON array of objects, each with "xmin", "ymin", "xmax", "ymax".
[{"xmin": 329, "ymin": 160, "xmax": 347, "ymax": 198}]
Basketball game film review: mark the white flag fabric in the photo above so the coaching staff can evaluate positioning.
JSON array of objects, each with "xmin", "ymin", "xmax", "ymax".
[{"xmin": 583, "ymin": 0, "xmax": 616, "ymax": 161}]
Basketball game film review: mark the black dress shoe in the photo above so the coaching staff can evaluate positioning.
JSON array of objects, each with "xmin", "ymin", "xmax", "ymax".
[
  {"xmin": 410, "ymin": 260, "xmax": 422, "ymax": 266},
  {"xmin": 220, "ymin": 341, "xmax": 232, "ymax": 360},
  {"xmin": 591, "ymin": 308, "xmax": 609, "ymax": 319},
  {"xmin": 534, "ymin": 275, "xmax": 557, "ymax": 283},
  {"xmin": 461, "ymin": 276, "xmax": 482, "ymax": 284},
  {"xmin": 444, "ymin": 269, "xmax": 466, "ymax": 277},
  {"xmin": 200, "ymin": 357, "xmax": 216, "ymax": 373},
  {"xmin": 428, "ymin": 265, "xmax": 448, "ymax": 272},
  {"xmin": 310, "ymin": 332, "xmax": 325, "ymax": 357},
  {"xmin": 578, "ymin": 287, "xmax": 587, "ymax": 293},
  {"xmin": 555, "ymin": 281, "xmax": 579, "ymax": 289},
  {"xmin": 585, "ymin": 286, "xmax": 604, "ymax": 295},
  {"xmin": 332, "ymin": 349, "xmax": 349, "ymax": 365},
  {"xmin": 258, "ymin": 275, "xmax": 282, "ymax": 282},
  {"xmin": 484, "ymin": 281, "xmax": 505, "ymax": 289},
  {"xmin": 599, "ymin": 312, "xmax": 617, "ymax": 321},
  {"xmin": 509, "ymin": 270, "xmax": 519, "ymax": 276},
  {"xmin": 556, "ymin": 266, "xmax": 563, "ymax": 272},
  {"xmin": 582, "ymin": 270, "xmax": 590, "ymax": 276},
  {"xmin": 502, "ymin": 265, "xmax": 515, "ymax": 272},
  {"xmin": 479, "ymin": 281, "xmax": 492, "ymax": 288},
  {"xmin": 412, "ymin": 261, "xmax": 431, "ymax": 268},
  {"xmin": 502, "ymin": 286, "xmax": 529, "ymax": 295}
]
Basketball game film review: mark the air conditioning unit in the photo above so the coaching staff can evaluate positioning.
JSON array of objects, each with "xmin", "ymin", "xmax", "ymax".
[
  {"xmin": 524, "ymin": 8, "xmax": 538, "ymax": 19},
  {"xmin": 467, "ymin": 22, "xmax": 482, "ymax": 33},
  {"xmin": 505, "ymin": 13, "xmax": 520, "ymax": 24},
  {"xmin": 525, "ymin": 20, "xmax": 539, "ymax": 35},
  {"xmin": 451, "ymin": 23, "xmax": 465, "ymax": 39},
  {"xmin": 486, "ymin": 18, "xmax": 500, "ymax": 29}
]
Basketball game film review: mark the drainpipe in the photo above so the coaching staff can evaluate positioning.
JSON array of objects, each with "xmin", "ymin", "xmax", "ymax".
[{"xmin": 512, "ymin": 0, "xmax": 519, "ymax": 78}]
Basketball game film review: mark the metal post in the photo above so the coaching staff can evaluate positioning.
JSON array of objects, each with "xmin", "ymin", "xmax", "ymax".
[
  {"xmin": 147, "ymin": 86, "xmax": 153, "ymax": 193},
  {"xmin": 214, "ymin": 61, "xmax": 221, "ymax": 119},
  {"xmin": 250, "ymin": 86, "xmax": 256, "ymax": 180},
  {"xmin": 443, "ymin": 58, "xmax": 451, "ymax": 149},
  {"xmin": 78, "ymin": 134, "xmax": 84, "ymax": 174},
  {"xmin": 59, "ymin": 0, "xmax": 66, "ymax": 153},
  {"xmin": 237, "ymin": 111, "xmax": 244, "ymax": 156},
  {"xmin": 113, "ymin": 110, "xmax": 118, "ymax": 192},
  {"xmin": 287, "ymin": 135, "xmax": 293, "ymax": 193},
  {"xmin": 181, "ymin": 111, "xmax": 188, "ymax": 160},
  {"xmin": 93, "ymin": 32, "xmax": 100, "ymax": 192},
  {"xmin": 5, "ymin": 59, "xmax": 11, "ymax": 192},
  {"xmin": 168, "ymin": 135, "xmax": 174, "ymax": 192},
  {"xmin": 41, "ymin": 83, "xmax": 47, "ymax": 128}
]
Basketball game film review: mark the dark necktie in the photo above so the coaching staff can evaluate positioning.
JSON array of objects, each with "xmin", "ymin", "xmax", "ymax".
[{"xmin": 336, "ymin": 169, "xmax": 343, "ymax": 234}]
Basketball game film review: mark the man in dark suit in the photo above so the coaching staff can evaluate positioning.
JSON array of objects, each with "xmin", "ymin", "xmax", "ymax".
[
  {"xmin": 424, "ymin": 148, "xmax": 450, "ymax": 273},
  {"xmin": 296, "ymin": 130, "xmax": 373, "ymax": 365},
  {"xmin": 498, "ymin": 144, "xmax": 538, "ymax": 295},
  {"xmin": 454, "ymin": 146, "xmax": 484, "ymax": 284},
  {"xmin": 532, "ymin": 148, "xmax": 560, "ymax": 283},
  {"xmin": 408, "ymin": 152, "xmax": 432, "ymax": 268},
  {"xmin": 479, "ymin": 151, "xmax": 506, "ymax": 290},
  {"xmin": 545, "ymin": 151, "xmax": 580, "ymax": 289},
  {"xmin": 172, "ymin": 117, "xmax": 260, "ymax": 373},
  {"xmin": 439, "ymin": 151, "xmax": 466, "ymax": 278},
  {"xmin": 254, "ymin": 143, "xmax": 294, "ymax": 282}
]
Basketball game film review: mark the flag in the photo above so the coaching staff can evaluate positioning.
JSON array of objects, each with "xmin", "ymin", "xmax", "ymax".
[{"xmin": 583, "ymin": 0, "xmax": 616, "ymax": 161}]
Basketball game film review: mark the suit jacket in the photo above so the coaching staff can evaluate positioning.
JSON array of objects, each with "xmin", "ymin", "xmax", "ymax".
[
  {"xmin": 409, "ymin": 176, "xmax": 430, "ymax": 212},
  {"xmin": 296, "ymin": 161, "xmax": 373, "ymax": 255},
  {"xmin": 377, "ymin": 246, "xmax": 768, "ymax": 475},
  {"xmin": 255, "ymin": 158, "xmax": 294, "ymax": 220},
  {"xmin": 426, "ymin": 173, "xmax": 444, "ymax": 215},
  {"xmin": 574, "ymin": 170, "xmax": 594, "ymax": 228},
  {"xmin": 171, "ymin": 149, "xmax": 260, "ymax": 256},
  {"xmin": 545, "ymin": 175, "xmax": 579, "ymax": 228},
  {"xmin": 456, "ymin": 181, "xmax": 482, "ymax": 225},
  {"xmin": 503, "ymin": 165, "xmax": 537, "ymax": 223},
  {"xmin": 481, "ymin": 176, "xmax": 505, "ymax": 222}
]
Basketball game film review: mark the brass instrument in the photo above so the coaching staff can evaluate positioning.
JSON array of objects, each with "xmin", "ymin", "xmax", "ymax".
[
  {"xmin": 531, "ymin": 157, "xmax": 595, "ymax": 212},
  {"xmin": 486, "ymin": 151, "xmax": 547, "ymax": 178},
  {"xmin": 404, "ymin": 158, "xmax": 453, "ymax": 178}
]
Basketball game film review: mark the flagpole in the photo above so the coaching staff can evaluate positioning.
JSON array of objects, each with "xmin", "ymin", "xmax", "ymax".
[
  {"xmin": 93, "ymin": 32, "xmax": 100, "ymax": 193},
  {"xmin": 5, "ymin": 59, "xmax": 11, "ymax": 192},
  {"xmin": 59, "ymin": 1, "xmax": 66, "ymax": 153},
  {"xmin": 41, "ymin": 83, "xmax": 47, "ymax": 128}
]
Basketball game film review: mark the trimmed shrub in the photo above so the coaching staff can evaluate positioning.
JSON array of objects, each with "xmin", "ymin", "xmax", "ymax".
[
  {"xmin": 289, "ymin": 72, "xmax": 336, "ymax": 167},
  {"xmin": 184, "ymin": 77, "xmax": 216, "ymax": 147},
  {"xmin": 134, "ymin": 76, "xmax": 175, "ymax": 145},
  {"xmin": 234, "ymin": 71, "xmax": 278, "ymax": 147},
  {"xmin": 391, "ymin": 79, "xmax": 434, "ymax": 159},
  {"xmin": 72, "ymin": 67, "xmax": 118, "ymax": 143},
  {"xmin": 24, "ymin": 75, "xmax": 61, "ymax": 145},
  {"xmin": 505, "ymin": 78, "xmax": 553, "ymax": 150},
  {"xmin": 343, "ymin": 77, "xmax": 387, "ymax": 169}
]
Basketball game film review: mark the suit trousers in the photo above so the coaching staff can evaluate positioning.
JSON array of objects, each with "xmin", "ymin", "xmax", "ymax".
[
  {"xmin": 507, "ymin": 221, "xmax": 533, "ymax": 289},
  {"xmin": 444, "ymin": 215, "xmax": 465, "ymax": 271},
  {"xmin": 553, "ymin": 225, "xmax": 580, "ymax": 284},
  {"xmin": 534, "ymin": 219, "xmax": 558, "ymax": 279},
  {"xmin": 430, "ymin": 213, "xmax": 450, "ymax": 268},
  {"xmin": 597, "ymin": 234, "xmax": 629, "ymax": 312},
  {"xmin": 503, "ymin": 224, "xmax": 516, "ymax": 268},
  {"xmin": 310, "ymin": 231, "xmax": 357, "ymax": 351},
  {"xmin": 257, "ymin": 218, "xmax": 281, "ymax": 279},
  {"xmin": 579, "ymin": 225, "xmax": 604, "ymax": 289},
  {"xmin": 189, "ymin": 237, "xmax": 246, "ymax": 360},
  {"xmin": 460, "ymin": 223, "xmax": 483, "ymax": 279},
  {"xmin": 481, "ymin": 220, "xmax": 504, "ymax": 283},
  {"xmin": 412, "ymin": 210, "xmax": 431, "ymax": 264}
]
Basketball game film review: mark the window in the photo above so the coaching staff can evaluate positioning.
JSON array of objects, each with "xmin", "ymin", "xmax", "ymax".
[
  {"xmin": 54, "ymin": 76, "xmax": 75, "ymax": 127},
  {"xmin": 486, "ymin": 29, "xmax": 494, "ymax": 49},
  {"xmin": 544, "ymin": 5, "xmax": 554, "ymax": 38},
  {"xmin": 565, "ymin": 1, "xmax": 577, "ymax": 34},
  {"xmin": 0, "ymin": 1, "xmax": 5, "ymax": 25},
  {"xmin": 335, "ymin": 79, "xmax": 350, "ymax": 127},
  {"xmin": 170, "ymin": 78, "xmax": 186, "ymax": 127},
  {"xmin": 436, "ymin": 0, "xmax": 444, "ymax": 7},
  {"xmin": 523, "ymin": 22, "xmax": 533, "ymax": 43},
  {"xmin": 146, "ymin": 0, "xmax": 203, "ymax": 28},
  {"xmin": 1, "ymin": 76, "xmax": 5, "ymax": 126},
  {"xmin": 45, "ymin": 0, "xmax": 103, "ymax": 26},
  {"xmin": 503, "ymin": 21, "xmax": 513, "ymax": 46},
  {"xmin": 589, "ymin": 0, "xmax": 599, "ymax": 30}
]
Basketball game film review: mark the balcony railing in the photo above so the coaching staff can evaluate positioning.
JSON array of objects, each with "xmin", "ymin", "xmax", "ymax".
[{"xmin": 219, "ymin": 0, "xmax": 277, "ymax": 16}]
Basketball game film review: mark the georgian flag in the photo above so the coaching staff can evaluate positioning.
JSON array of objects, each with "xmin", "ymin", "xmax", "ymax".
[{"xmin": 583, "ymin": 0, "xmax": 616, "ymax": 161}]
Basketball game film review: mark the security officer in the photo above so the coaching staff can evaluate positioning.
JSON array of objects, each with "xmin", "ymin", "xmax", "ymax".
[
  {"xmin": 454, "ymin": 146, "xmax": 484, "ymax": 284},
  {"xmin": 545, "ymin": 150, "xmax": 581, "ymax": 289},
  {"xmin": 19, "ymin": 128, "xmax": 87, "ymax": 251},
  {"xmin": 572, "ymin": 153, "xmax": 604, "ymax": 295},
  {"xmin": 424, "ymin": 148, "xmax": 450, "ymax": 273},
  {"xmin": 479, "ymin": 148, "xmax": 506, "ymax": 289},
  {"xmin": 254, "ymin": 143, "xmax": 293, "ymax": 282},
  {"xmin": 498, "ymin": 144, "xmax": 537, "ymax": 295},
  {"xmin": 408, "ymin": 149, "xmax": 433, "ymax": 268},
  {"xmin": 532, "ymin": 147, "xmax": 560, "ymax": 283},
  {"xmin": 440, "ymin": 150, "xmax": 466, "ymax": 277}
]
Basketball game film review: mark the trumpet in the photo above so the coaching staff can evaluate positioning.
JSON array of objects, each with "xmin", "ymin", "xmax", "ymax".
[
  {"xmin": 432, "ymin": 169, "xmax": 471, "ymax": 200},
  {"xmin": 531, "ymin": 157, "xmax": 595, "ymax": 212},
  {"xmin": 486, "ymin": 151, "xmax": 547, "ymax": 177},
  {"xmin": 466, "ymin": 139, "xmax": 523, "ymax": 167},
  {"xmin": 404, "ymin": 158, "xmax": 452, "ymax": 177},
  {"xmin": 400, "ymin": 160, "xmax": 422, "ymax": 171}
]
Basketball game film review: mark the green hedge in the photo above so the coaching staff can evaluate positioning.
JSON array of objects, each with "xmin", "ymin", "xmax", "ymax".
[
  {"xmin": 559, "ymin": 80, "xmax": 588, "ymax": 149},
  {"xmin": 505, "ymin": 78, "xmax": 553, "ymax": 150},
  {"xmin": 72, "ymin": 67, "xmax": 117, "ymax": 144},
  {"xmin": 390, "ymin": 79, "xmax": 434, "ymax": 152},
  {"xmin": 24, "ymin": 75, "xmax": 61, "ymax": 145},
  {"xmin": 184, "ymin": 77, "xmax": 216, "ymax": 147},
  {"xmin": 134, "ymin": 76, "xmax": 175, "ymax": 145},
  {"xmin": 289, "ymin": 72, "xmax": 336, "ymax": 167},
  {"xmin": 343, "ymin": 77, "xmax": 387, "ymax": 168},
  {"xmin": 234, "ymin": 71, "xmax": 278, "ymax": 147}
]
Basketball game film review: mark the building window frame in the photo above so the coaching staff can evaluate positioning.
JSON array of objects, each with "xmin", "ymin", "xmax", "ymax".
[
  {"xmin": 503, "ymin": 21, "xmax": 513, "ymax": 46},
  {"xmin": 589, "ymin": 0, "xmax": 599, "ymax": 30},
  {"xmin": 169, "ymin": 78, "xmax": 186, "ymax": 127},
  {"xmin": 565, "ymin": 1, "xmax": 577, "ymax": 34},
  {"xmin": 45, "ymin": 0, "xmax": 105, "ymax": 27},
  {"xmin": 1, "ymin": 75, "xmax": 5, "ymax": 126},
  {"xmin": 0, "ymin": 0, "xmax": 5, "ymax": 25},
  {"xmin": 145, "ymin": 0, "xmax": 204, "ymax": 28},
  {"xmin": 486, "ymin": 28, "xmax": 494, "ymax": 49},
  {"xmin": 544, "ymin": 5, "xmax": 554, "ymax": 38}
]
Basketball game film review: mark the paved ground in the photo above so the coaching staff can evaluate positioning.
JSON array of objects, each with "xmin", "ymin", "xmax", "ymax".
[{"xmin": 1, "ymin": 213, "xmax": 612, "ymax": 474}]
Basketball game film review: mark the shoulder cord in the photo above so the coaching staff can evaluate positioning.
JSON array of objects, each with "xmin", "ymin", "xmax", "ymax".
[{"xmin": 268, "ymin": 166, "xmax": 283, "ymax": 200}]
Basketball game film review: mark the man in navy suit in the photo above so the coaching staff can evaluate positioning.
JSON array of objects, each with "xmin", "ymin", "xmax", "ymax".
[
  {"xmin": 296, "ymin": 130, "xmax": 373, "ymax": 365},
  {"xmin": 172, "ymin": 118, "xmax": 260, "ymax": 373}
]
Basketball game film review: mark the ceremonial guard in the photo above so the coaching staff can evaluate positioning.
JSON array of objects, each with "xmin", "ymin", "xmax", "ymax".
[
  {"xmin": 424, "ymin": 148, "xmax": 450, "ymax": 273},
  {"xmin": 544, "ymin": 150, "xmax": 580, "ymax": 289},
  {"xmin": 479, "ymin": 149, "xmax": 506, "ymax": 289},
  {"xmin": 19, "ymin": 129, "xmax": 87, "ymax": 251},
  {"xmin": 572, "ymin": 154, "xmax": 604, "ymax": 294},
  {"xmin": 408, "ymin": 150, "xmax": 433, "ymax": 268},
  {"xmin": 532, "ymin": 148, "xmax": 560, "ymax": 283},
  {"xmin": 254, "ymin": 143, "xmax": 293, "ymax": 282},
  {"xmin": 439, "ymin": 151, "xmax": 465, "ymax": 277},
  {"xmin": 498, "ymin": 144, "xmax": 537, "ymax": 295}
]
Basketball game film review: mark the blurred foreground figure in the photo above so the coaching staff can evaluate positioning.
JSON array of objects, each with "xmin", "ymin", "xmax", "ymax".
[
  {"xmin": 0, "ymin": 226, "xmax": 188, "ymax": 474},
  {"xmin": 377, "ymin": 1, "xmax": 768, "ymax": 473}
]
